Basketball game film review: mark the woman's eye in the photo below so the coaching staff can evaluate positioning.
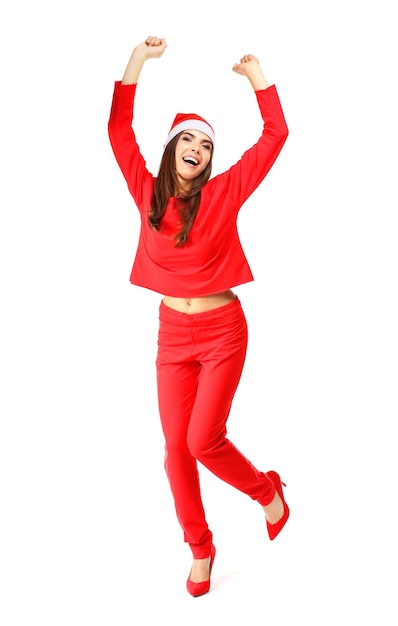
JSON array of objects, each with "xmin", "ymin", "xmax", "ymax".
[{"xmin": 182, "ymin": 136, "xmax": 191, "ymax": 142}]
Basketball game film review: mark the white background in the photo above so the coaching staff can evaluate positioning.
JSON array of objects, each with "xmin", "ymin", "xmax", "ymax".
[{"xmin": 1, "ymin": 1, "xmax": 397, "ymax": 624}]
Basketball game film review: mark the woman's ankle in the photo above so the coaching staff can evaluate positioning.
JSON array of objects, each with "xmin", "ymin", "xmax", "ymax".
[{"xmin": 262, "ymin": 491, "xmax": 284, "ymax": 525}]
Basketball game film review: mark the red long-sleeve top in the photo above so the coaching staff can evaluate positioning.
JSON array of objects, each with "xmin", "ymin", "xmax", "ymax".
[{"xmin": 108, "ymin": 81, "xmax": 288, "ymax": 297}]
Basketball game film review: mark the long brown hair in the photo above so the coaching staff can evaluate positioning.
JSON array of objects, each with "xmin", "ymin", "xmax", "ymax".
[{"xmin": 148, "ymin": 133, "xmax": 213, "ymax": 246}]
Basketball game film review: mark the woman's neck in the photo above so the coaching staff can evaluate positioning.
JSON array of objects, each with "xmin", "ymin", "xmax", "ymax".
[{"xmin": 174, "ymin": 179, "xmax": 192, "ymax": 197}]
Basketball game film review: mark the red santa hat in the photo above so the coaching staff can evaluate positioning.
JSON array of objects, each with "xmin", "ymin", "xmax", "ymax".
[{"xmin": 164, "ymin": 113, "xmax": 215, "ymax": 147}]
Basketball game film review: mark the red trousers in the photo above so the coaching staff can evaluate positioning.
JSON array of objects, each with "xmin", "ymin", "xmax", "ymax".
[{"xmin": 156, "ymin": 297, "xmax": 275, "ymax": 558}]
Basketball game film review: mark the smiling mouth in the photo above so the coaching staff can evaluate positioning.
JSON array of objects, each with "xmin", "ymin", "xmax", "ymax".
[{"xmin": 183, "ymin": 157, "xmax": 199, "ymax": 166}]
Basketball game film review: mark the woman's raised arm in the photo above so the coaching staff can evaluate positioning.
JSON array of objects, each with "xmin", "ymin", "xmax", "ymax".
[{"xmin": 121, "ymin": 36, "xmax": 167, "ymax": 85}]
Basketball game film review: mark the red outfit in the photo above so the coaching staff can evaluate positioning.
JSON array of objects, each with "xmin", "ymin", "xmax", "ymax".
[{"xmin": 108, "ymin": 81, "xmax": 288, "ymax": 557}]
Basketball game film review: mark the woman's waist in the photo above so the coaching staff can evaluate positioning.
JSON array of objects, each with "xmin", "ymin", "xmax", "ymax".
[{"xmin": 162, "ymin": 290, "xmax": 236, "ymax": 314}]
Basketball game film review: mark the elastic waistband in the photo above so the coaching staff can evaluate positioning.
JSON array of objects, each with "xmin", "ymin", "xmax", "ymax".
[{"xmin": 159, "ymin": 297, "xmax": 243, "ymax": 327}]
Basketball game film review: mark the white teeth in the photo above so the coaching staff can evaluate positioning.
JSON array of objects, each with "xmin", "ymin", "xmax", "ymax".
[{"xmin": 183, "ymin": 157, "xmax": 198, "ymax": 165}]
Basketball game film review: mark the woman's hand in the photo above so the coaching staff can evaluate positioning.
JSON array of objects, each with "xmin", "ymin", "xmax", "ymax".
[
  {"xmin": 232, "ymin": 54, "xmax": 269, "ymax": 90},
  {"xmin": 232, "ymin": 54, "xmax": 260, "ymax": 76},
  {"xmin": 134, "ymin": 36, "xmax": 167, "ymax": 62}
]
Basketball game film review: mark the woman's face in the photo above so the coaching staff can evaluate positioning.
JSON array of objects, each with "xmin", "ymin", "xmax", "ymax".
[{"xmin": 174, "ymin": 130, "xmax": 213, "ymax": 189}]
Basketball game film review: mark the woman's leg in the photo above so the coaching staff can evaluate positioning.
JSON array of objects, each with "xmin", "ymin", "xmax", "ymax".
[
  {"xmin": 186, "ymin": 302, "xmax": 275, "ymax": 506},
  {"xmin": 156, "ymin": 318, "xmax": 213, "ymax": 559}
]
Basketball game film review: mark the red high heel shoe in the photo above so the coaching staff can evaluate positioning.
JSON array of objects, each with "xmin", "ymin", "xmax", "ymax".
[
  {"xmin": 265, "ymin": 471, "xmax": 289, "ymax": 540},
  {"xmin": 186, "ymin": 544, "xmax": 216, "ymax": 597}
]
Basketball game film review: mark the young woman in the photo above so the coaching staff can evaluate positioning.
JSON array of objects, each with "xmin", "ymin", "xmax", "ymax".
[{"xmin": 108, "ymin": 35, "xmax": 289, "ymax": 597}]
